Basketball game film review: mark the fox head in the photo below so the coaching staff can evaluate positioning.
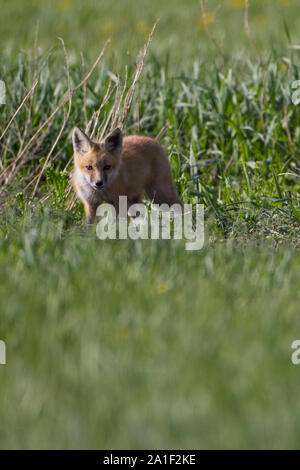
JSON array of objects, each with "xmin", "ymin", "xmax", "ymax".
[{"xmin": 72, "ymin": 127, "xmax": 123, "ymax": 190}]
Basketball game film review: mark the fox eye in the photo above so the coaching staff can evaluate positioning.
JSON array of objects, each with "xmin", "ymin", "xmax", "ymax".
[
  {"xmin": 86, "ymin": 165, "xmax": 93, "ymax": 170},
  {"xmin": 104, "ymin": 164, "xmax": 111, "ymax": 171}
]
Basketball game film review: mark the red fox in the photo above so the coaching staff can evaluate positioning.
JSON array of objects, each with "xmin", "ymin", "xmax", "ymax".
[{"xmin": 72, "ymin": 127, "xmax": 182, "ymax": 225}]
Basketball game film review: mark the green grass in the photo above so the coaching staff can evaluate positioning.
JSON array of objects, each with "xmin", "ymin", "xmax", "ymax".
[
  {"xmin": 1, "ymin": 0, "xmax": 300, "ymax": 67},
  {"xmin": 1, "ymin": 49, "xmax": 300, "ymax": 242},
  {"xmin": 1, "ymin": 212, "xmax": 300, "ymax": 449},
  {"xmin": 1, "ymin": 0, "xmax": 300, "ymax": 450}
]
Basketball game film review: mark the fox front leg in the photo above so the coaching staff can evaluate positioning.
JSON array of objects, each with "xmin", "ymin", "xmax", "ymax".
[{"xmin": 83, "ymin": 201, "xmax": 98, "ymax": 228}]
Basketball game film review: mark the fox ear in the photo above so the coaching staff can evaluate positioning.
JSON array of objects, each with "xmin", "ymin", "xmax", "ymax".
[
  {"xmin": 72, "ymin": 127, "xmax": 92, "ymax": 154},
  {"xmin": 104, "ymin": 128, "xmax": 122, "ymax": 155}
]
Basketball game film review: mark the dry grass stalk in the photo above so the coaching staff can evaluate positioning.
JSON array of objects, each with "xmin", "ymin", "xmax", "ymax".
[
  {"xmin": 119, "ymin": 20, "xmax": 159, "ymax": 128},
  {"xmin": 0, "ymin": 80, "xmax": 38, "ymax": 142},
  {"xmin": 0, "ymin": 39, "xmax": 110, "ymax": 184},
  {"xmin": 31, "ymin": 38, "xmax": 73, "ymax": 197},
  {"xmin": 1, "ymin": 20, "xmax": 158, "ymax": 201},
  {"xmin": 199, "ymin": 0, "xmax": 225, "ymax": 61}
]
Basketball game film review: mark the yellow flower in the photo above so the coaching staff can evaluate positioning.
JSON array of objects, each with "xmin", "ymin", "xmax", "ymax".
[
  {"xmin": 58, "ymin": 0, "xmax": 71, "ymax": 13},
  {"xmin": 115, "ymin": 325, "xmax": 130, "ymax": 340},
  {"xmin": 197, "ymin": 12, "xmax": 214, "ymax": 31},
  {"xmin": 101, "ymin": 22, "xmax": 116, "ymax": 36},
  {"xmin": 157, "ymin": 283, "xmax": 169, "ymax": 294},
  {"xmin": 252, "ymin": 15, "xmax": 266, "ymax": 27},
  {"xmin": 227, "ymin": 0, "xmax": 245, "ymax": 9},
  {"xmin": 136, "ymin": 20, "xmax": 150, "ymax": 34},
  {"xmin": 280, "ymin": 0, "xmax": 294, "ymax": 6}
]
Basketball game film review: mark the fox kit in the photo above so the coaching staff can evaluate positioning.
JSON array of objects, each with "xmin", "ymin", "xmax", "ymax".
[{"xmin": 72, "ymin": 127, "xmax": 182, "ymax": 225}]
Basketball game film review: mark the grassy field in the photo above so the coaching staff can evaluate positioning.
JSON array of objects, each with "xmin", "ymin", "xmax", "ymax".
[
  {"xmin": 1, "ymin": 0, "xmax": 300, "ymax": 449},
  {"xmin": 1, "ymin": 0, "xmax": 300, "ymax": 66}
]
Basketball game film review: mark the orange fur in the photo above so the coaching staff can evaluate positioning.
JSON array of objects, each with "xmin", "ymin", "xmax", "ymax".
[{"xmin": 72, "ymin": 127, "xmax": 182, "ymax": 225}]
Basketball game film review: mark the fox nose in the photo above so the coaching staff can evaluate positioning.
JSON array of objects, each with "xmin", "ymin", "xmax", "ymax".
[{"xmin": 95, "ymin": 180, "xmax": 103, "ymax": 188}]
